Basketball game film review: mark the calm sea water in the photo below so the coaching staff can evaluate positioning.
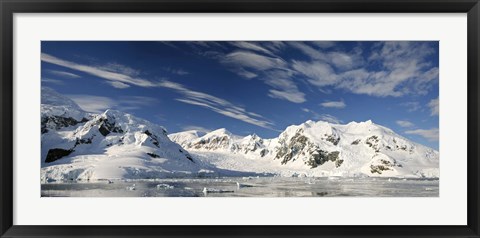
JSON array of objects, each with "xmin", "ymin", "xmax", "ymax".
[{"xmin": 41, "ymin": 177, "xmax": 439, "ymax": 197}]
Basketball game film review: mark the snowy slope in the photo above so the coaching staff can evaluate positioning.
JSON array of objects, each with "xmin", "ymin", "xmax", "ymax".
[
  {"xmin": 41, "ymin": 87, "xmax": 439, "ymax": 180},
  {"xmin": 171, "ymin": 120, "xmax": 439, "ymax": 178},
  {"xmin": 41, "ymin": 88, "xmax": 207, "ymax": 181}
]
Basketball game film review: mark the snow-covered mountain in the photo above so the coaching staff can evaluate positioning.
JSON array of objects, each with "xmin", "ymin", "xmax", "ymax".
[
  {"xmin": 41, "ymin": 87, "xmax": 206, "ymax": 181},
  {"xmin": 169, "ymin": 120, "xmax": 439, "ymax": 178},
  {"xmin": 41, "ymin": 87, "xmax": 439, "ymax": 181}
]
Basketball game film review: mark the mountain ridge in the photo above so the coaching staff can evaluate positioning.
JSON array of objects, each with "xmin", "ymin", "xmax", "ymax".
[
  {"xmin": 170, "ymin": 120, "xmax": 439, "ymax": 178},
  {"xmin": 41, "ymin": 87, "xmax": 439, "ymax": 181}
]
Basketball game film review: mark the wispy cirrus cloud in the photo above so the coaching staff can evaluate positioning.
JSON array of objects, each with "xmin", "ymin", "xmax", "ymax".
[
  {"xmin": 222, "ymin": 51, "xmax": 287, "ymax": 71},
  {"xmin": 67, "ymin": 94, "xmax": 159, "ymax": 113},
  {"xmin": 41, "ymin": 53, "xmax": 158, "ymax": 88},
  {"xmin": 219, "ymin": 49, "xmax": 306, "ymax": 103},
  {"xmin": 291, "ymin": 41, "xmax": 438, "ymax": 98},
  {"xmin": 108, "ymin": 81, "xmax": 131, "ymax": 89},
  {"xmin": 41, "ymin": 78, "xmax": 64, "ymax": 85},
  {"xmin": 320, "ymin": 100, "xmax": 346, "ymax": 109},
  {"xmin": 301, "ymin": 108, "xmax": 342, "ymax": 124},
  {"xmin": 173, "ymin": 41, "xmax": 438, "ymax": 104},
  {"xmin": 396, "ymin": 120, "xmax": 415, "ymax": 128},
  {"xmin": 47, "ymin": 70, "xmax": 81, "ymax": 79},
  {"xmin": 181, "ymin": 125, "xmax": 211, "ymax": 134},
  {"xmin": 318, "ymin": 114, "xmax": 343, "ymax": 124},
  {"xmin": 43, "ymin": 53, "xmax": 275, "ymax": 129},
  {"xmin": 67, "ymin": 95, "xmax": 116, "ymax": 113},
  {"xmin": 405, "ymin": 128, "xmax": 439, "ymax": 141},
  {"xmin": 263, "ymin": 70, "xmax": 306, "ymax": 103},
  {"xmin": 229, "ymin": 42, "xmax": 276, "ymax": 56},
  {"xmin": 158, "ymin": 80, "xmax": 275, "ymax": 130},
  {"xmin": 428, "ymin": 98, "xmax": 439, "ymax": 116}
]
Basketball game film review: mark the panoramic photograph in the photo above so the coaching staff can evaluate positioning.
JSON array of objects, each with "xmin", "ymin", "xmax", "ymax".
[{"xmin": 40, "ymin": 41, "xmax": 439, "ymax": 197}]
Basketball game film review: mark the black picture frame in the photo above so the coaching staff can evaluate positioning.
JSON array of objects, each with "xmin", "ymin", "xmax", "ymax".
[{"xmin": 1, "ymin": 0, "xmax": 479, "ymax": 237}]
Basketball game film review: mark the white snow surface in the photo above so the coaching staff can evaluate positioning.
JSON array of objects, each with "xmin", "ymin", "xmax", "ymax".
[
  {"xmin": 41, "ymin": 88, "xmax": 439, "ymax": 181},
  {"xmin": 41, "ymin": 88, "xmax": 206, "ymax": 182},
  {"xmin": 171, "ymin": 120, "xmax": 439, "ymax": 178}
]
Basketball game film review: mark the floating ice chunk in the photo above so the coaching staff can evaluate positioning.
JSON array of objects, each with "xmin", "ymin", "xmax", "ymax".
[
  {"xmin": 156, "ymin": 184, "xmax": 174, "ymax": 189},
  {"xmin": 236, "ymin": 182, "xmax": 254, "ymax": 189},
  {"xmin": 126, "ymin": 184, "xmax": 136, "ymax": 191},
  {"xmin": 202, "ymin": 187, "xmax": 234, "ymax": 194}
]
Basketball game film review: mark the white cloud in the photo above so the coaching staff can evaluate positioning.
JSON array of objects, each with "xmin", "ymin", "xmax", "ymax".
[
  {"xmin": 220, "ymin": 50, "xmax": 305, "ymax": 103},
  {"xmin": 67, "ymin": 95, "xmax": 116, "ymax": 113},
  {"xmin": 41, "ymin": 53, "xmax": 157, "ymax": 88},
  {"xmin": 47, "ymin": 70, "xmax": 81, "ymax": 78},
  {"xmin": 268, "ymin": 89, "xmax": 306, "ymax": 103},
  {"xmin": 300, "ymin": 107, "xmax": 343, "ymax": 124},
  {"xmin": 230, "ymin": 42, "xmax": 275, "ymax": 56},
  {"xmin": 41, "ymin": 78, "xmax": 64, "ymax": 85},
  {"xmin": 262, "ymin": 71, "xmax": 306, "ymax": 103},
  {"xmin": 292, "ymin": 60, "xmax": 339, "ymax": 87},
  {"xmin": 291, "ymin": 42, "xmax": 438, "ymax": 97},
  {"xmin": 396, "ymin": 120, "xmax": 415, "ymax": 128},
  {"xmin": 320, "ymin": 100, "xmax": 346, "ymax": 109},
  {"xmin": 428, "ymin": 98, "xmax": 439, "ymax": 116},
  {"xmin": 329, "ymin": 52, "xmax": 356, "ymax": 70},
  {"xmin": 405, "ymin": 128, "xmax": 439, "ymax": 141},
  {"xmin": 67, "ymin": 94, "xmax": 158, "ymax": 113},
  {"xmin": 318, "ymin": 114, "xmax": 342, "ymax": 124},
  {"xmin": 181, "ymin": 125, "xmax": 211, "ymax": 134},
  {"xmin": 108, "ymin": 81, "xmax": 130, "ymax": 89},
  {"xmin": 289, "ymin": 42, "xmax": 327, "ymax": 61},
  {"xmin": 158, "ymin": 80, "xmax": 275, "ymax": 130},
  {"xmin": 222, "ymin": 51, "xmax": 286, "ymax": 71},
  {"xmin": 261, "ymin": 41, "xmax": 286, "ymax": 53},
  {"xmin": 100, "ymin": 63, "xmax": 140, "ymax": 77},
  {"xmin": 237, "ymin": 69, "xmax": 257, "ymax": 79}
]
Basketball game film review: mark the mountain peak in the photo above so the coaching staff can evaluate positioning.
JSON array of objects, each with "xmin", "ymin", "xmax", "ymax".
[
  {"xmin": 206, "ymin": 128, "xmax": 232, "ymax": 137},
  {"xmin": 41, "ymin": 87, "xmax": 83, "ymax": 112}
]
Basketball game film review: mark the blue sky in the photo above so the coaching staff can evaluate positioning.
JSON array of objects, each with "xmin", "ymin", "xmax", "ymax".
[{"xmin": 41, "ymin": 41, "xmax": 439, "ymax": 150}]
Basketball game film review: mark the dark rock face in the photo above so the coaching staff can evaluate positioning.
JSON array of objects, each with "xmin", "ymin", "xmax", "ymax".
[
  {"xmin": 259, "ymin": 148, "xmax": 267, "ymax": 157},
  {"xmin": 370, "ymin": 158, "xmax": 403, "ymax": 174},
  {"xmin": 192, "ymin": 136, "xmax": 230, "ymax": 150},
  {"xmin": 306, "ymin": 150, "xmax": 340, "ymax": 168},
  {"xmin": 75, "ymin": 137, "xmax": 93, "ymax": 146},
  {"xmin": 275, "ymin": 131, "xmax": 309, "ymax": 165},
  {"xmin": 98, "ymin": 117, "xmax": 124, "ymax": 136},
  {"xmin": 144, "ymin": 130, "xmax": 160, "ymax": 147},
  {"xmin": 185, "ymin": 153, "xmax": 194, "ymax": 162},
  {"xmin": 365, "ymin": 135, "xmax": 380, "ymax": 152},
  {"xmin": 325, "ymin": 134, "xmax": 340, "ymax": 145},
  {"xmin": 147, "ymin": 152, "xmax": 160, "ymax": 158},
  {"xmin": 351, "ymin": 139, "xmax": 361, "ymax": 145},
  {"xmin": 41, "ymin": 116, "xmax": 88, "ymax": 134},
  {"xmin": 45, "ymin": 148, "xmax": 74, "ymax": 163},
  {"xmin": 274, "ymin": 130, "xmax": 341, "ymax": 169}
]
